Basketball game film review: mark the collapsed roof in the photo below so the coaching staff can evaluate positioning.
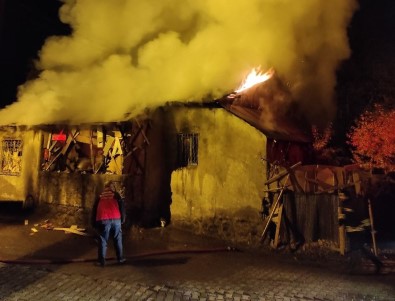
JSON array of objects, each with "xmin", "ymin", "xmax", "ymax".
[{"xmin": 217, "ymin": 74, "xmax": 312, "ymax": 143}]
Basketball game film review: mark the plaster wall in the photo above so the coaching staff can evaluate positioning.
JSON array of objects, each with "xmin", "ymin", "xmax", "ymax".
[
  {"xmin": 0, "ymin": 128, "xmax": 42, "ymax": 203},
  {"xmin": 38, "ymin": 172, "xmax": 131, "ymax": 207},
  {"xmin": 168, "ymin": 107, "xmax": 267, "ymax": 244}
]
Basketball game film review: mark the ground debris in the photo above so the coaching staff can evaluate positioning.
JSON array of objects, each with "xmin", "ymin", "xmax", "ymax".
[
  {"xmin": 39, "ymin": 219, "xmax": 54, "ymax": 230},
  {"xmin": 53, "ymin": 225, "xmax": 89, "ymax": 236}
]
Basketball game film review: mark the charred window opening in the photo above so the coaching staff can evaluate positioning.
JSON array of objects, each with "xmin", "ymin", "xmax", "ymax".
[
  {"xmin": 0, "ymin": 139, "xmax": 23, "ymax": 175},
  {"xmin": 43, "ymin": 128, "xmax": 111, "ymax": 174},
  {"xmin": 41, "ymin": 121, "xmax": 150, "ymax": 175},
  {"xmin": 177, "ymin": 133, "xmax": 198, "ymax": 168}
]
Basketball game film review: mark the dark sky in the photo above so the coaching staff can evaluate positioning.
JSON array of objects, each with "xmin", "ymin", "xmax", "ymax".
[
  {"xmin": 334, "ymin": 0, "xmax": 395, "ymax": 142},
  {"xmin": 0, "ymin": 0, "xmax": 70, "ymax": 107},
  {"xmin": 0, "ymin": 0, "xmax": 394, "ymax": 115}
]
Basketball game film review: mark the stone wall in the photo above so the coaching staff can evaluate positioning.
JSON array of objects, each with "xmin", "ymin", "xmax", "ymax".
[{"xmin": 171, "ymin": 208, "xmax": 263, "ymax": 247}]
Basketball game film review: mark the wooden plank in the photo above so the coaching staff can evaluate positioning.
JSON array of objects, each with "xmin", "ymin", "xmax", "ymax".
[
  {"xmin": 264, "ymin": 162, "xmax": 301, "ymax": 186},
  {"xmin": 94, "ymin": 135, "xmax": 114, "ymax": 174},
  {"xmin": 97, "ymin": 128, "xmax": 104, "ymax": 148},
  {"xmin": 75, "ymin": 135, "xmax": 97, "ymax": 145},
  {"xmin": 316, "ymin": 181, "xmax": 361, "ymax": 194},
  {"xmin": 103, "ymin": 136, "xmax": 115, "ymax": 156},
  {"xmin": 53, "ymin": 227, "xmax": 89, "ymax": 236},
  {"xmin": 90, "ymin": 129, "xmax": 95, "ymax": 172},
  {"xmin": 261, "ymin": 174, "xmax": 290, "ymax": 242},
  {"xmin": 338, "ymin": 209, "xmax": 346, "ymax": 255},
  {"xmin": 272, "ymin": 203, "xmax": 284, "ymax": 249},
  {"xmin": 368, "ymin": 199, "xmax": 378, "ymax": 256},
  {"xmin": 289, "ymin": 169, "xmax": 304, "ymax": 193},
  {"xmin": 305, "ymin": 177, "xmax": 335, "ymax": 191},
  {"xmin": 46, "ymin": 133, "xmax": 52, "ymax": 149},
  {"xmin": 111, "ymin": 137, "xmax": 123, "ymax": 156},
  {"xmin": 263, "ymin": 185, "xmax": 291, "ymax": 193}
]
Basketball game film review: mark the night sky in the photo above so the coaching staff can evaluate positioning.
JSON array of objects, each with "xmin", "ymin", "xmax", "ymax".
[
  {"xmin": 0, "ymin": 0, "xmax": 394, "ymax": 132},
  {"xmin": 0, "ymin": 0, "xmax": 70, "ymax": 107}
]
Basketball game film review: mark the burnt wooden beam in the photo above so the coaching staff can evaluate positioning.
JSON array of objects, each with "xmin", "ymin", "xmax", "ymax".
[
  {"xmin": 117, "ymin": 124, "xmax": 130, "ymax": 154},
  {"xmin": 135, "ymin": 119, "xmax": 150, "ymax": 145}
]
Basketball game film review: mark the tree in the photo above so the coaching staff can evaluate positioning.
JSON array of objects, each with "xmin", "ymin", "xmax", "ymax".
[
  {"xmin": 347, "ymin": 104, "xmax": 395, "ymax": 171},
  {"xmin": 311, "ymin": 123, "xmax": 332, "ymax": 152}
]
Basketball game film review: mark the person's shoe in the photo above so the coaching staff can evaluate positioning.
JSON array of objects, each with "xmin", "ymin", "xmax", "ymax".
[
  {"xmin": 118, "ymin": 258, "xmax": 126, "ymax": 264},
  {"xmin": 94, "ymin": 260, "xmax": 105, "ymax": 267}
]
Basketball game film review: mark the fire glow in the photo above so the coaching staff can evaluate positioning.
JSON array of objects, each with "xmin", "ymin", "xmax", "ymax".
[{"xmin": 235, "ymin": 67, "xmax": 274, "ymax": 93}]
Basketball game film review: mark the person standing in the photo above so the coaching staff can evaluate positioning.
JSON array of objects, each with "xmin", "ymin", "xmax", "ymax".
[{"xmin": 92, "ymin": 180, "xmax": 126, "ymax": 266}]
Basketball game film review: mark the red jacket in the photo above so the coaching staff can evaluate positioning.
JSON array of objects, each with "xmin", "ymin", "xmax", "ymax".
[{"xmin": 95, "ymin": 187, "xmax": 124, "ymax": 222}]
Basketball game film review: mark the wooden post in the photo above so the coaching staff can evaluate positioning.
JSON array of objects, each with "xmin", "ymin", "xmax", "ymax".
[
  {"xmin": 338, "ymin": 191, "xmax": 347, "ymax": 255},
  {"xmin": 338, "ymin": 206, "xmax": 346, "ymax": 255},
  {"xmin": 272, "ymin": 202, "xmax": 284, "ymax": 248},
  {"xmin": 264, "ymin": 162, "xmax": 301, "ymax": 186},
  {"xmin": 90, "ymin": 129, "xmax": 95, "ymax": 172},
  {"xmin": 368, "ymin": 199, "xmax": 378, "ymax": 256}
]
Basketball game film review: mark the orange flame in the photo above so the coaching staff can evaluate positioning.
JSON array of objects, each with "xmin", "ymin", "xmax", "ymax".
[{"xmin": 235, "ymin": 67, "xmax": 274, "ymax": 93}]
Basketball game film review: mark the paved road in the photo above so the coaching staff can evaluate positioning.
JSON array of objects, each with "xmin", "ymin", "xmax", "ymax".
[
  {"xmin": 1, "ymin": 248, "xmax": 394, "ymax": 301},
  {"xmin": 0, "ymin": 213, "xmax": 394, "ymax": 301}
]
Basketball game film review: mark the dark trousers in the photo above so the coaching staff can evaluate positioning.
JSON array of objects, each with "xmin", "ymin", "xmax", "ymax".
[{"xmin": 97, "ymin": 219, "xmax": 123, "ymax": 263}]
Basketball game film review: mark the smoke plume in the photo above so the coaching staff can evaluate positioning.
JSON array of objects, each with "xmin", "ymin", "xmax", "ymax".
[{"xmin": 0, "ymin": 0, "xmax": 357, "ymax": 125}]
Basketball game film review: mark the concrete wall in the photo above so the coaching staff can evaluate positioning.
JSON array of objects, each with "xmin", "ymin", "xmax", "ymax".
[{"xmin": 147, "ymin": 106, "xmax": 268, "ymax": 245}]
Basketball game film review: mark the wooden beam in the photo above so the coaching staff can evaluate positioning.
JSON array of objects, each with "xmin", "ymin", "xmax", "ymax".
[
  {"xmin": 368, "ymin": 199, "xmax": 378, "ymax": 256},
  {"xmin": 264, "ymin": 162, "xmax": 301, "ymax": 186},
  {"xmin": 305, "ymin": 177, "xmax": 335, "ymax": 191},
  {"xmin": 90, "ymin": 129, "xmax": 94, "ymax": 172},
  {"xmin": 135, "ymin": 119, "xmax": 150, "ymax": 145},
  {"xmin": 272, "ymin": 203, "xmax": 284, "ymax": 249},
  {"xmin": 263, "ymin": 185, "xmax": 291, "ymax": 193},
  {"xmin": 75, "ymin": 135, "xmax": 97, "ymax": 145},
  {"xmin": 316, "ymin": 181, "xmax": 361, "ymax": 194},
  {"xmin": 261, "ymin": 174, "xmax": 290, "ymax": 242}
]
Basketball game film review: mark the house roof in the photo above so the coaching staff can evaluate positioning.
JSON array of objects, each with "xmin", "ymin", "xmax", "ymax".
[{"xmin": 217, "ymin": 76, "xmax": 312, "ymax": 143}]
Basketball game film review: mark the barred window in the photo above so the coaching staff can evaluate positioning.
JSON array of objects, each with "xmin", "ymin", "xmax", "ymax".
[
  {"xmin": 177, "ymin": 133, "xmax": 198, "ymax": 168},
  {"xmin": 1, "ymin": 139, "xmax": 23, "ymax": 175}
]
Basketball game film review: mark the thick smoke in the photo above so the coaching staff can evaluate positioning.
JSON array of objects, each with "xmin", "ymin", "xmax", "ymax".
[{"xmin": 0, "ymin": 0, "xmax": 357, "ymax": 125}]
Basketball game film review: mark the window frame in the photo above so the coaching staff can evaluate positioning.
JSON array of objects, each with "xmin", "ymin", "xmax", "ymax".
[
  {"xmin": 0, "ymin": 138, "xmax": 23, "ymax": 176},
  {"xmin": 177, "ymin": 133, "xmax": 199, "ymax": 168}
]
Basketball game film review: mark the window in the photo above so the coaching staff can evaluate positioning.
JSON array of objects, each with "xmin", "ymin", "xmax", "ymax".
[
  {"xmin": 177, "ymin": 133, "xmax": 198, "ymax": 168},
  {"xmin": 1, "ymin": 139, "xmax": 23, "ymax": 175}
]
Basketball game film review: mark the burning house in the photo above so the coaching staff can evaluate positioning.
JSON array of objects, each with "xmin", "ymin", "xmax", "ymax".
[
  {"xmin": 0, "ymin": 0, "xmax": 369, "ymax": 253},
  {"xmin": 0, "ymin": 68, "xmax": 369, "ymax": 254}
]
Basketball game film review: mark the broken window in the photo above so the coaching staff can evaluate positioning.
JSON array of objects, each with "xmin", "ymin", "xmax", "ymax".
[
  {"xmin": 41, "ymin": 121, "xmax": 150, "ymax": 175},
  {"xmin": 42, "ymin": 128, "xmax": 107, "ymax": 174},
  {"xmin": 177, "ymin": 133, "xmax": 198, "ymax": 168},
  {"xmin": 0, "ymin": 139, "xmax": 23, "ymax": 175}
]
